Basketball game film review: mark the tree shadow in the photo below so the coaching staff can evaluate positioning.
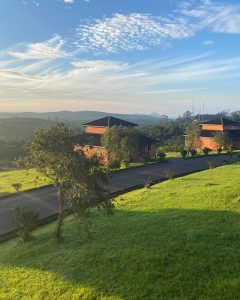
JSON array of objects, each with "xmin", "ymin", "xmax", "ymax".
[{"xmin": 2, "ymin": 208, "xmax": 240, "ymax": 299}]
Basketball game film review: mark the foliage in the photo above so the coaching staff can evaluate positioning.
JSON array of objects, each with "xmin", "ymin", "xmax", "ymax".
[
  {"xmin": 163, "ymin": 168, "xmax": 174, "ymax": 179},
  {"xmin": 202, "ymin": 147, "xmax": 210, "ymax": 156},
  {"xmin": 217, "ymin": 148, "xmax": 222, "ymax": 154},
  {"xmin": 102, "ymin": 126, "xmax": 139, "ymax": 165},
  {"xmin": 2, "ymin": 165, "xmax": 240, "ymax": 298},
  {"xmin": 12, "ymin": 207, "xmax": 39, "ymax": 242},
  {"xmin": 121, "ymin": 160, "xmax": 130, "ymax": 168},
  {"xmin": 190, "ymin": 149, "xmax": 197, "ymax": 157},
  {"xmin": 11, "ymin": 182, "xmax": 22, "ymax": 192},
  {"xmin": 156, "ymin": 149, "xmax": 166, "ymax": 161},
  {"xmin": 180, "ymin": 149, "xmax": 187, "ymax": 158},
  {"xmin": 185, "ymin": 121, "xmax": 201, "ymax": 150},
  {"xmin": 144, "ymin": 176, "xmax": 151, "ymax": 188},
  {"xmin": 213, "ymin": 132, "xmax": 231, "ymax": 149},
  {"xmin": 28, "ymin": 123, "xmax": 113, "ymax": 240}
]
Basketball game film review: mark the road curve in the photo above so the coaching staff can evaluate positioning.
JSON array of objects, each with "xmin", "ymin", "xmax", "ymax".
[{"xmin": 0, "ymin": 154, "xmax": 237, "ymax": 236}]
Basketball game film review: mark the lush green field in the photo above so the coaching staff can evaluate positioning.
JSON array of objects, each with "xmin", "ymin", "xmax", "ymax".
[
  {"xmin": 0, "ymin": 169, "xmax": 51, "ymax": 197},
  {"xmin": 1, "ymin": 164, "xmax": 240, "ymax": 299}
]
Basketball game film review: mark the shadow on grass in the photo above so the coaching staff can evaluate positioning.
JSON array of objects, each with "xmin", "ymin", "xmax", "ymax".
[{"xmin": 1, "ymin": 208, "xmax": 240, "ymax": 299}]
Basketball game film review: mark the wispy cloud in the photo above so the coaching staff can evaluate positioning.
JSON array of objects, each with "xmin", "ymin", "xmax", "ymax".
[{"xmin": 8, "ymin": 35, "xmax": 68, "ymax": 60}]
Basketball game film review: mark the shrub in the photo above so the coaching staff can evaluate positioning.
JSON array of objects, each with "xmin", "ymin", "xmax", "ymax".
[
  {"xmin": 109, "ymin": 160, "xmax": 121, "ymax": 169},
  {"xmin": 121, "ymin": 160, "xmax": 130, "ymax": 168},
  {"xmin": 180, "ymin": 149, "xmax": 187, "ymax": 159},
  {"xmin": 163, "ymin": 168, "xmax": 174, "ymax": 180},
  {"xmin": 12, "ymin": 182, "xmax": 22, "ymax": 193},
  {"xmin": 12, "ymin": 207, "xmax": 39, "ymax": 242},
  {"xmin": 202, "ymin": 147, "xmax": 210, "ymax": 156},
  {"xmin": 144, "ymin": 177, "xmax": 151, "ymax": 188},
  {"xmin": 217, "ymin": 148, "xmax": 222, "ymax": 154},
  {"xmin": 228, "ymin": 144, "xmax": 234, "ymax": 155},
  {"xmin": 156, "ymin": 150, "xmax": 166, "ymax": 161},
  {"xmin": 190, "ymin": 149, "xmax": 197, "ymax": 157}
]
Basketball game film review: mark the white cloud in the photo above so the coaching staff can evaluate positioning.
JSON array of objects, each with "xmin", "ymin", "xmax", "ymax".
[
  {"xmin": 74, "ymin": 1, "xmax": 240, "ymax": 53},
  {"xmin": 8, "ymin": 35, "xmax": 68, "ymax": 60},
  {"xmin": 64, "ymin": 0, "xmax": 74, "ymax": 3},
  {"xmin": 202, "ymin": 40, "xmax": 214, "ymax": 45},
  {"xmin": 76, "ymin": 13, "xmax": 195, "ymax": 53},
  {"xmin": 180, "ymin": 0, "xmax": 240, "ymax": 34}
]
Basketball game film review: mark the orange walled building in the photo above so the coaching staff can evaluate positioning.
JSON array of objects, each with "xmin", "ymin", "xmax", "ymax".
[
  {"xmin": 200, "ymin": 117, "xmax": 240, "ymax": 150},
  {"xmin": 77, "ymin": 116, "xmax": 157, "ymax": 162}
]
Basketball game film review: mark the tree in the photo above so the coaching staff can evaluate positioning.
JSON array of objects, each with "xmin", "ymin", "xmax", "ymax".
[
  {"xmin": 213, "ymin": 132, "xmax": 231, "ymax": 150},
  {"xmin": 185, "ymin": 121, "xmax": 201, "ymax": 151},
  {"xmin": 28, "ymin": 123, "xmax": 113, "ymax": 240},
  {"xmin": 102, "ymin": 126, "xmax": 139, "ymax": 166},
  {"xmin": 28, "ymin": 124, "xmax": 85, "ymax": 239}
]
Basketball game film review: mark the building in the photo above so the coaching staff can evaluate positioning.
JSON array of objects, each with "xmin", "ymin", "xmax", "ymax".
[
  {"xmin": 200, "ymin": 117, "xmax": 240, "ymax": 150},
  {"xmin": 75, "ymin": 116, "xmax": 157, "ymax": 162}
]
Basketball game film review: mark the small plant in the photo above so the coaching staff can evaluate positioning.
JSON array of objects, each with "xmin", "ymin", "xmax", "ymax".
[
  {"xmin": 144, "ymin": 176, "xmax": 151, "ymax": 188},
  {"xmin": 190, "ymin": 149, "xmax": 197, "ymax": 157},
  {"xmin": 217, "ymin": 148, "xmax": 222, "ymax": 154},
  {"xmin": 163, "ymin": 168, "xmax": 174, "ymax": 180},
  {"xmin": 12, "ymin": 207, "xmax": 39, "ymax": 242},
  {"xmin": 180, "ymin": 149, "xmax": 187, "ymax": 159},
  {"xmin": 203, "ymin": 147, "xmax": 210, "ymax": 156},
  {"xmin": 12, "ymin": 182, "xmax": 22, "ymax": 193},
  {"xmin": 228, "ymin": 144, "xmax": 234, "ymax": 155},
  {"xmin": 156, "ymin": 150, "xmax": 166, "ymax": 161},
  {"xmin": 121, "ymin": 160, "xmax": 130, "ymax": 168},
  {"xmin": 207, "ymin": 160, "xmax": 214, "ymax": 169},
  {"xmin": 109, "ymin": 160, "xmax": 121, "ymax": 169}
]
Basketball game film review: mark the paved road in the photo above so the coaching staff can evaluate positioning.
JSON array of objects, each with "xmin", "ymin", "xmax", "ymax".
[{"xmin": 0, "ymin": 154, "xmax": 237, "ymax": 236}]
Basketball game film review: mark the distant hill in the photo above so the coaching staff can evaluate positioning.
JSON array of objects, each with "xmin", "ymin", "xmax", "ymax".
[
  {"xmin": 0, "ymin": 111, "xmax": 159, "ymax": 142},
  {"xmin": 0, "ymin": 110, "xmax": 158, "ymax": 124}
]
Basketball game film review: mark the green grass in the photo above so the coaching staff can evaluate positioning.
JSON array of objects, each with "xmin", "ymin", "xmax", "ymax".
[
  {"xmin": 1, "ymin": 164, "xmax": 240, "ymax": 299},
  {"xmin": 0, "ymin": 169, "xmax": 51, "ymax": 197}
]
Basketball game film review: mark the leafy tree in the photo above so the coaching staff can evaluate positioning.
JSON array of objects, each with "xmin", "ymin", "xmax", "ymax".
[
  {"xmin": 28, "ymin": 123, "xmax": 113, "ymax": 240},
  {"xmin": 213, "ymin": 132, "xmax": 231, "ymax": 150},
  {"xmin": 102, "ymin": 126, "xmax": 139, "ymax": 166},
  {"xmin": 185, "ymin": 121, "xmax": 201, "ymax": 151}
]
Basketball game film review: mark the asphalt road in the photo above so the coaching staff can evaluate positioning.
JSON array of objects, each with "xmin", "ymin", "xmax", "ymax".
[{"xmin": 0, "ymin": 154, "xmax": 237, "ymax": 236}]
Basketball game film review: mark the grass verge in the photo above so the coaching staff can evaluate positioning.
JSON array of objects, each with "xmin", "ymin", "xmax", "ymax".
[{"xmin": 1, "ymin": 164, "xmax": 240, "ymax": 299}]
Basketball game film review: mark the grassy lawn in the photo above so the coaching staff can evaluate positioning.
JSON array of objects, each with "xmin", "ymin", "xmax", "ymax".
[
  {"xmin": 1, "ymin": 164, "xmax": 240, "ymax": 299},
  {"xmin": 0, "ymin": 169, "xmax": 51, "ymax": 197}
]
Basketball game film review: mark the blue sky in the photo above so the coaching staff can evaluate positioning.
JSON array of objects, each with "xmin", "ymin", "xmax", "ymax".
[{"xmin": 0, "ymin": 0, "xmax": 240, "ymax": 116}]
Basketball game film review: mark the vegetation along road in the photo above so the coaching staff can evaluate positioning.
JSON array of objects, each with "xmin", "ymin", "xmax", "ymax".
[{"xmin": 0, "ymin": 154, "xmax": 237, "ymax": 236}]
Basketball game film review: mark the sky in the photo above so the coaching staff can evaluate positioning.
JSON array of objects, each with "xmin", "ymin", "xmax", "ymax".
[{"xmin": 0, "ymin": 0, "xmax": 240, "ymax": 116}]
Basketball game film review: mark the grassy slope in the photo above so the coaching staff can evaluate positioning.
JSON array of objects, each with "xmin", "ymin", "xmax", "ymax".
[
  {"xmin": 1, "ymin": 164, "xmax": 240, "ymax": 299},
  {"xmin": 0, "ymin": 169, "xmax": 51, "ymax": 197}
]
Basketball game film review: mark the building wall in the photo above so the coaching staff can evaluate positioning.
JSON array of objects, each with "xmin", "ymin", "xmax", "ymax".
[
  {"xmin": 85, "ymin": 126, "xmax": 108, "ymax": 135},
  {"xmin": 201, "ymin": 124, "xmax": 223, "ymax": 131},
  {"xmin": 200, "ymin": 137, "xmax": 218, "ymax": 150},
  {"xmin": 232, "ymin": 140, "xmax": 240, "ymax": 149}
]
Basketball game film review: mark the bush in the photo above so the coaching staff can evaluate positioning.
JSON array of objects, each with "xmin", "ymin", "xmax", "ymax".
[
  {"xmin": 217, "ymin": 148, "xmax": 222, "ymax": 154},
  {"xmin": 12, "ymin": 207, "xmax": 39, "ymax": 242},
  {"xmin": 163, "ymin": 168, "xmax": 174, "ymax": 180},
  {"xmin": 228, "ymin": 144, "xmax": 234, "ymax": 154},
  {"xmin": 180, "ymin": 149, "xmax": 187, "ymax": 159},
  {"xmin": 156, "ymin": 150, "xmax": 166, "ymax": 161},
  {"xmin": 202, "ymin": 147, "xmax": 210, "ymax": 156},
  {"xmin": 109, "ymin": 160, "xmax": 121, "ymax": 169},
  {"xmin": 121, "ymin": 160, "xmax": 130, "ymax": 168},
  {"xmin": 190, "ymin": 149, "xmax": 197, "ymax": 157},
  {"xmin": 144, "ymin": 177, "xmax": 151, "ymax": 188},
  {"xmin": 12, "ymin": 182, "xmax": 22, "ymax": 192}
]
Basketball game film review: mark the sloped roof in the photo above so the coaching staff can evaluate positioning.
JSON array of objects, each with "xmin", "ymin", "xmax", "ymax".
[
  {"xmin": 200, "ymin": 117, "xmax": 240, "ymax": 126},
  {"xmin": 82, "ymin": 116, "xmax": 138, "ymax": 127}
]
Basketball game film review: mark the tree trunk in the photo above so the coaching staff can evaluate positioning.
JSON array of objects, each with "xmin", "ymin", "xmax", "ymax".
[{"xmin": 55, "ymin": 187, "xmax": 65, "ymax": 240}]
